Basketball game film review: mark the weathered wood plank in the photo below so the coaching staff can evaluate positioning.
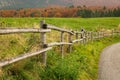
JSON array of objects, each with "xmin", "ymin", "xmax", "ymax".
[
  {"xmin": 0, "ymin": 47, "xmax": 52, "ymax": 67},
  {"xmin": 72, "ymin": 39, "xmax": 83, "ymax": 43},
  {"xmin": 0, "ymin": 28, "xmax": 51, "ymax": 34},
  {"xmin": 47, "ymin": 42, "xmax": 72, "ymax": 47},
  {"xmin": 47, "ymin": 24, "xmax": 74, "ymax": 34},
  {"xmin": 93, "ymin": 37, "xmax": 99, "ymax": 39}
]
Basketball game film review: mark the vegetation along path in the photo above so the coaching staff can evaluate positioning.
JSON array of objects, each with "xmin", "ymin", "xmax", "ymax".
[{"xmin": 99, "ymin": 43, "xmax": 120, "ymax": 80}]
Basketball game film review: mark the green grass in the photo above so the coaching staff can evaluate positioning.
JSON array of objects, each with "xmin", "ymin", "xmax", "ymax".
[
  {"xmin": 0, "ymin": 17, "xmax": 120, "ymax": 30},
  {"xmin": 0, "ymin": 17, "xmax": 120, "ymax": 80}
]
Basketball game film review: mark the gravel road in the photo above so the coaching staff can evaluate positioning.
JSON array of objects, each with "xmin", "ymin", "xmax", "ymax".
[{"xmin": 98, "ymin": 43, "xmax": 120, "ymax": 80}]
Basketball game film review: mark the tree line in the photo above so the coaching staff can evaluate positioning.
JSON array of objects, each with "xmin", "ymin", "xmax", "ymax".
[
  {"xmin": 0, "ymin": 6, "xmax": 120, "ymax": 17},
  {"xmin": 77, "ymin": 7, "xmax": 120, "ymax": 17}
]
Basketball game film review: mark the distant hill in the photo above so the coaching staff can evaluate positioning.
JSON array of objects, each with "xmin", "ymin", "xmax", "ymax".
[{"xmin": 0, "ymin": 0, "xmax": 120, "ymax": 9}]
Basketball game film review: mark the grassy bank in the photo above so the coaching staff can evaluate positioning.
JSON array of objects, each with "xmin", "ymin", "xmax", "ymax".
[
  {"xmin": 0, "ymin": 17, "xmax": 120, "ymax": 80},
  {"xmin": 0, "ymin": 36, "xmax": 120, "ymax": 80}
]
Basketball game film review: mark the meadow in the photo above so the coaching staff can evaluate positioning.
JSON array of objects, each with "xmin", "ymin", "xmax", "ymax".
[
  {"xmin": 0, "ymin": 17, "xmax": 120, "ymax": 30},
  {"xmin": 0, "ymin": 17, "xmax": 120, "ymax": 80}
]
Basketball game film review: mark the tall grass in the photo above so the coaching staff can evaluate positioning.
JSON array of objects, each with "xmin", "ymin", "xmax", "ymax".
[{"xmin": 0, "ymin": 36, "xmax": 120, "ymax": 80}]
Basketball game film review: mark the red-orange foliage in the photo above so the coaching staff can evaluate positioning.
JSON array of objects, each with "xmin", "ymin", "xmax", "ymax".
[
  {"xmin": 0, "ymin": 7, "xmax": 79, "ymax": 17},
  {"xmin": 0, "ymin": 6, "xmax": 116, "ymax": 17}
]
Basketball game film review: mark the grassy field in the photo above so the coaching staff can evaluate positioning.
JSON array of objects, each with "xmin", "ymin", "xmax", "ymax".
[
  {"xmin": 0, "ymin": 17, "xmax": 120, "ymax": 80},
  {"xmin": 0, "ymin": 17, "xmax": 120, "ymax": 30}
]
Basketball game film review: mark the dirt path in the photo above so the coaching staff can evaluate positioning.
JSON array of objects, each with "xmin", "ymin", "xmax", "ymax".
[{"xmin": 98, "ymin": 43, "xmax": 120, "ymax": 80}]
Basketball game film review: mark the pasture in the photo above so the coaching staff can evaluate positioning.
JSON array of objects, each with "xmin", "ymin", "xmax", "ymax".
[{"xmin": 0, "ymin": 17, "xmax": 120, "ymax": 80}]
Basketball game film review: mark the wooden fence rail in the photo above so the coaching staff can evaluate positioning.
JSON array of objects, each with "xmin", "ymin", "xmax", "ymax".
[
  {"xmin": 47, "ymin": 42, "xmax": 72, "ymax": 47},
  {"xmin": 47, "ymin": 24, "xmax": 74, "ymax": 35},
  {"xmin": 0, "ymin": 28, "xmax": 51, "ymax": 34},
  {"xmin": 0, "ymin": 47, "xmax": 52, "ymax": 67},
  {"xmin": 72, "ymin": 39, "xmax": 83, "ymax": 43},
  {"xmin": 0, "ymin": 20, "xmax": 119, "ymax": 67}
]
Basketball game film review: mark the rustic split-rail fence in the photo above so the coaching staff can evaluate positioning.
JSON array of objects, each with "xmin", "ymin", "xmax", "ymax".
[{"xmin": 0, "ymin": 20, "xmax": 119, "ymax": 67}]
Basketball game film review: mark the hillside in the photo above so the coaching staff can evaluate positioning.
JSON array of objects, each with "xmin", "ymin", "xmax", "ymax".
[{"xmin": 0, "ymin": 0, "xmax": 120, "ymax": 9}]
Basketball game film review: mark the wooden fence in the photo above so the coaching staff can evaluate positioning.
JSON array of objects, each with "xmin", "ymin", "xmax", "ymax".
[{"xmin": 0, "ymin": 20, "xmax": 120, "ymax": 67}]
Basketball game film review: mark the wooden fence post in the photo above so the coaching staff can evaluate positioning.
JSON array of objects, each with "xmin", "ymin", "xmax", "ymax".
[
  {"xmin": 40, "ymin": 20, "xmax": 47, "ymax": 66},
  {"xmin": 94, "ymin": 32, "xmax": 97, "ymax": 40},
  {"xmin": 102, "ymin": 31, "xmax": 105, "ymax": 37},
  {"xmin": 111, "ymin": 30, "xmax": 114, "ymax": 37},
  {"xmin": 98, "ymin": 32, "xmax": 100, "ymax": 39},
  {"xmin": 116, "ymin": 29, "xmax": 119, "ymax": 36},
  {"xmin": 87, "ymin": 32, "xmax": 90, "ymax": 41},
  {"xmin": 101, "ymin": 32, "xmax": 103, "ymax": 38},
  {"xmin": 80, "ymin": 31, "xmax": 83, "ymax": 44},
  {"xmin": 95, "ymin": 32, "xmax": 97, "ymax": 39},
  {"xmin": 76, "ymin": 30, "xmax": 79, "ymax": 43},
  {"xmin": 83, "ymin": 31, "xmax": 85, "ymax": 44},
  {"xmin": 116, "ymin": 29, "xmax": 118, "ymax": 36},
  {"xmin": 86, "ymin": 31, "xmax": 89, "ymax": 42},
  {"xmin": 101, "ymin": 31, "xmax": 103, "ymax": 38},
  {"xmin": 100, "ymin": 32, "xmax": 102, "ymax": 38},
  {"xmin": 82, "ymin": 31, "xmax": 84, "ymax": 44},
  {"xmin": 84, "ymin": 31, "xmax": 87, "ymax": 44},
  {"xmin": 68, "ymin": 33, "xmax": 72, "ymax": 53},
  {"xmin": 86, "ymin": 31, "xmax": 88, "ymax": 42},
  {"xmin": 90, "ymin": 31, "xmax": 93, "ymax": 42},
  {"xmin": 118, "ymin": 30, "xmax": 120, "ymax": 36},
  {"xmin": 103, "ymin": 31, "xmax": 105, "ymax": 37},
  {"xmin": 60, "ymin": 31, "xmax": 64, "ymax": 58}
]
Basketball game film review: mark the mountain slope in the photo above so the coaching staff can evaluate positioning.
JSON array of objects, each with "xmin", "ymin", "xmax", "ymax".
[{"xmin": 0, "ymin": 0, "xmax": 120, "ymax": 9}]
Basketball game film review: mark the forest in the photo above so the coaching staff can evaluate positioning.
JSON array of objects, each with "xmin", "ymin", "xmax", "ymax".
[{"xmin": 0, "ymin": 6, "xmax": 120, "ymax": 18}]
